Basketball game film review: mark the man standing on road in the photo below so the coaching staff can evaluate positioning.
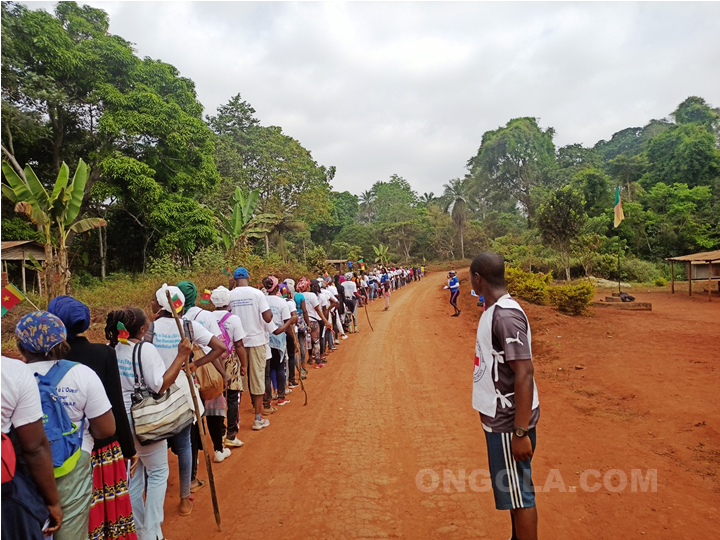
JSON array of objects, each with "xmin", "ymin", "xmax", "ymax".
[
  {"xmin": 470, "ymin": 252, "xmax": 540, "ymax": 540},
  {"xmin": 229, "ymin": 267, "xmax": 274, "ymax": 431}
]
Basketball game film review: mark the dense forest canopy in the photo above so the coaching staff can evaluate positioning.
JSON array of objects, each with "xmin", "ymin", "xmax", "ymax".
[{"xmin": 2, "ymin": 2, "xmax": 719, "ymax": 285}]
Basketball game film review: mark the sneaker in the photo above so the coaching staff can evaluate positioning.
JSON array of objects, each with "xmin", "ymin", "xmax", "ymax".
[
  {"xmin": 222, "ymin": 447, "xmax": 232, "ymax": 458},
  {"xmin": 341, "ymin": 334, "xmax": 349, "ymax": 340},
  {"xmin": 314, "ymin": 363, "xmax": 324, "ymax": 369},
  {"xmin": 278, "ymin": 398, "xmax": 290, "ymax": 406},
  {"xmin": 288, "ymin": 381, "xmax": 299, "ymax": 388},
  {"xmin": 263, "ymin": 406, "xmax": 277, "ymax": 415},
  {"xmin": 285, "ymin": 387, "xmax": 292, "ymax": 394},
  {"xmin": 224, "ymin": 437, "xmax": 244, "ymax": 448},
  {"xmin": 252, "ymin": 418, "xmax": 270, "ymax": 430},
  {"xmin": 330, "ymin": 345, "xmax": 338, "ymax": 350},
  {"xmin": 213, "ymin": 450, "xmax": 226, "ymax": 463}
]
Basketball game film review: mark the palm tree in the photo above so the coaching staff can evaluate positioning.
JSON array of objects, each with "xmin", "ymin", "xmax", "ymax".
[
  {"xmin": 442, "ymin": 178, "xmax": 472, "ymax": 259},
  {"xmin": 358, "ymin": 189, "xmax": 376, "ymax": 223},
  {"xmin": 419, "ymin": 192, "xmax": 436, "ymax": 208}
]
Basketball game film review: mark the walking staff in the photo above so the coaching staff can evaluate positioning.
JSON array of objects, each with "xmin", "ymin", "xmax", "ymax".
[{"xmin": 165, "ymin": 290, "xmax": 222, "ymax": 532}]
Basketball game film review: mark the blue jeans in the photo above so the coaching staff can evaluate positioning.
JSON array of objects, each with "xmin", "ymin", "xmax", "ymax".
[
  {"xmin": 169, "ymin": 424, "xmax": 192, "ymax": 498},
  {"xmin": 128, "ymin": 414, "xmax": 169, "ymax": 540}
]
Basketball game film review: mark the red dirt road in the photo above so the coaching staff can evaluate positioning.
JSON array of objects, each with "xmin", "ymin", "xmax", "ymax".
[{"xmin": 163, "ymin": 271, "xmax": 720, "ymax": 539}]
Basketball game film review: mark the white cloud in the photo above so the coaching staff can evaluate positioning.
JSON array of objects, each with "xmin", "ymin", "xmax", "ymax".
[{"xmin": 24, "ymin": 1, "xmax": 720, "ymax": 196}]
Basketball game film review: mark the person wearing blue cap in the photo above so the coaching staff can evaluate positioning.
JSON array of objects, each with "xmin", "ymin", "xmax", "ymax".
[{"xmin": 228, "ymin": 267, "xmax": 274, "ymax": 431}]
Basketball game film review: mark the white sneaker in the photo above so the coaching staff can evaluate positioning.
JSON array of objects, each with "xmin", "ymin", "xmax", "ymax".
[
  {"xmin": 213, "ymin": 450, "xmax": 226, "ymax": 463},
  {"xmin": 221, "ymin": 447, "xmax": 232, "ymax": 458},
  {"xmin": 224, "ymin": 437, "xmax": 244, "ymax": 448},
  {"xmin": 285, "ymin": 388, "xmax": 292, "ymax": 394},
  {"xmin": 252, "ymin": 418, "xmax": 270, "ymax": 430},
  {"xmin": 341, "ymin": 334, "xmax": 348, "ymax": 340}
]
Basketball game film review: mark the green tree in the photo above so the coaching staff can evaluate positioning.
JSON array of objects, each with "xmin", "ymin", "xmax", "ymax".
[
  {"xmin": 467, "ymin": 117, "xmax": 556, "ymax": 219},
  {"xmin": 643, "ymin": 123, "xmax": 720, "ymax": 188},
  {"xmin": 536, "ymin": 187, "xmax": 587, "ymax": 281},
  {"xmin": 2, "ymin": 159, "xmax": 106, "ymax": 296},
  {"xmin": 571, "ymin": 168, "xmax": 612, "ymax": 217}
]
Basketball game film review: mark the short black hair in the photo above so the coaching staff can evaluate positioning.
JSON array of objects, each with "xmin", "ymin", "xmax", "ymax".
[{"xmin": 470, "ymin": 252, "xmax": 506, "ymax": 287}]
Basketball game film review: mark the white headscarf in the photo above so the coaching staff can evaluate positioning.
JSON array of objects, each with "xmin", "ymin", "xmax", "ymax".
[
  {"xmin": 211, "ymin": 285, "xmax": 231, "ymax": 308},
  {"xmin": 155, "ymin": 283, "xmax": 184, "ymax": 313},
  {"xmin": 284, "ymin": 278, "xmax": 295, "ymax": 295}
]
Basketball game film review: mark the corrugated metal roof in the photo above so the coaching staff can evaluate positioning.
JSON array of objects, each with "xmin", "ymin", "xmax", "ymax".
[
  {"xmin": 1, "ymin": 240, "xmax": 43, "ymax": 250},
  {"xmin": 666, "ymin": 250, "xmax": 720, "ymax": 263}
]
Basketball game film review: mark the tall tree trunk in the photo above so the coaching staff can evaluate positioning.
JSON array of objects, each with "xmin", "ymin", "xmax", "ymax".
[
  {"xmin": 99, "ymin": 227, "xmax": 106, "ymax": 280},
  {"xmin": 264, "ymin": 233, "xmax": 269, "ymax": 256},
  {"xmin": 460, "ymin": 225, "xmax": 465, "ymax": 260}
]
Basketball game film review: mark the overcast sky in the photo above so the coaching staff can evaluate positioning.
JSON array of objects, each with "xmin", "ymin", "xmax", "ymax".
[{"xmin": 27, "ymin": 1, "xmax": 720, "ymax": 196}]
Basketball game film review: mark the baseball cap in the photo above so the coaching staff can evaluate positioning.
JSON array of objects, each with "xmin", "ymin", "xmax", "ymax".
[{"xmin": 233, "ymin": 267, "xmax": 249, "ymax": 279}]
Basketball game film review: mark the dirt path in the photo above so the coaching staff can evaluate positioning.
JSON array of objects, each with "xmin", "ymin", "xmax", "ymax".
[{"xmin": 163, "ymin": 271, "xmax": 720, "ymax": 539}]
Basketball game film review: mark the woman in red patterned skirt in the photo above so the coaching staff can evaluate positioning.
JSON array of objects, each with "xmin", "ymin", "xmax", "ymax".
[{"xmin": 48, "ymin": 296, "xmax": 138, "ymax": 539}]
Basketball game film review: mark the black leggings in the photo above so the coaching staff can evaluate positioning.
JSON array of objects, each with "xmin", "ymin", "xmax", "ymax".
[
  {"xmin": 206, "ymin": 415, "xmax": 225, "ymax": 452},
  {"xmin": 450, "ymin": 289, "xmax": 459, "ymax": 310}
]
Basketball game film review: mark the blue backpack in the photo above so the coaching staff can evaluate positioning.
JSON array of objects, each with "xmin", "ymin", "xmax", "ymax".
[{"xmin": 35, "ymin": 360, "xmax": 84, "ymax": 478}]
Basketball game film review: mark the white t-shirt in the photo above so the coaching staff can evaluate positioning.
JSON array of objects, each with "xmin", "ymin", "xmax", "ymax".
[
  {"xmin": 116, "ymin": 342, "xmax": 166, "ymax": 411},
  {"xmin": 285, "ymin": 298, "xmax": 297, "ymax": 314},
  {"xmin": 303, "ymin": 292, "xmax": 321, "ymax": 321},
  {"xmin": 32, "ymin": 361, "xmax": 112, "ymax": 454},
  {"xmin": 228, "ymin": 286, "xmax": 271, "ymax": 347},
  {"xmin": 328, "ymin": 285, "xmax": 339, "ymax": 297},
  {"xmin": 184, "ymin": 307, "xmax": 221, "ymax": 352},
  {"xmin": 266, "ymin": 295, "xmax": 291, "ymax": 351},
  {"xmin": 150, "ymin": 317, "xmax": 213, "ymax": 414},
  {"xmin": 1, "ymin": 356, "xmax": 43, "ymax": 434},
  {"xmin": 211, "ymin": 310, "xmax": 246, "ymax": 345},
  {"xmin": 341, "ymin": 281, "xmax": 358, "ymax": 298}
]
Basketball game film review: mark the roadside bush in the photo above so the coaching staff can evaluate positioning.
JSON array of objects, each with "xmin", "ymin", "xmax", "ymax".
[
  {"xmin": 506, "ymin": 266, "xmax": 552, "ymax": 305},
  {"xmin": 549, "ymin": 281, "xmax": 596, "ymax": 315},
  {"xmin": 654, "ymin": 276, "xmax": 668, "ymax": 287},
  {"xmin": 620, "ymin": 257, "xmax": 661, "ymax": 283}
]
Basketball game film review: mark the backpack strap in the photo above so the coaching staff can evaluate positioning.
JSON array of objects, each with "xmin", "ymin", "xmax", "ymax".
[
  {"xmin": 43, "ymin": 360, "xmax": 78, "ymax": 388},
  {"xmin": 219, "ymin": 312, "xmax": 232, "ymax": 326}
]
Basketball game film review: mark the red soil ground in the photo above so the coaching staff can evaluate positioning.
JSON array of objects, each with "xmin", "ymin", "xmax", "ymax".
[{"xmin": 161, "ymin": 271, "xmax": 720, "ymax": 539}]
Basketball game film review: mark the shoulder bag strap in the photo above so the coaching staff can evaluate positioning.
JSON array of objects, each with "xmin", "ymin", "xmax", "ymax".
[{"xmin": 131, "ymin": 341, "xmax": 147, "ymax": 388}]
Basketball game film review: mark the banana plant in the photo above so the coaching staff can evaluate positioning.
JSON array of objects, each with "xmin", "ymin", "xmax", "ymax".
[
  {"xmin": 373, "ymin": 243, "xmax": 390, "ymax": 267},
  {"xmin": 2, "ymin": 159, "xmax": 106, "ymax": 297},
  {"xmin": 217, "ymin": 187, "xmax": 276, "ymax": 251}
]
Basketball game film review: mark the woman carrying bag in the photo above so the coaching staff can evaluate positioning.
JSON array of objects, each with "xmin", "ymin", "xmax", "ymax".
[{"xmin": 106, "ymin": 308, "xmax": 192, "ymax": 540}]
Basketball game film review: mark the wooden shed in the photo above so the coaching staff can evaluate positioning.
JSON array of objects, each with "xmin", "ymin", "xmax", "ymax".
[
  {"xmin": 666, "ymin": 250, "xmax": 720, "ymax": 301},
  {"xmin": 325, "ymin": 259, "xmax": 348, "ymax": 272},
  {"xmin": 1, "ymin": 240, "xmax": 46, "ymax": 294}
]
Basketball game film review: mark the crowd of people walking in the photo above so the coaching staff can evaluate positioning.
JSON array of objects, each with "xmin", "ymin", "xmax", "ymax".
[{"xmin": 1, "ymin": 263, "xmax": 424, "ymax": 540}]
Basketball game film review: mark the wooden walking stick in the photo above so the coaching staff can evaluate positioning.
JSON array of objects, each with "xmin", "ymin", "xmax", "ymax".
[
  {"xmin": 363, "ymin": 301, "xmax": 374, "ymax": 332},
  {"xmin": 291, "ymin": 328, "xmax": 308, "ymax": 405},
  {"xmin": 165, "ymin": 290, "xmax": 222, "ymax": 532}
]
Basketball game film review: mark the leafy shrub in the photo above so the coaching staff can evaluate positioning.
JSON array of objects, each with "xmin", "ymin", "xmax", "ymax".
[
  {"xmin": 654, "ymin": 276, "xmax": 667, "ymax": 287},
  {"xmin": 191, "ymin": 245, "xmax": 227, "ymax": 273},
  {"xmin": 147, "ymin": 254, "xmax": 182, "ymax": 280},
  {"xmin": 549, "ymin": 281, "xmax": 596, "ymax": 315},
  {"xmin": 505, "ymin": 267, "xmax": 552, "ymax": 305},
  {"xmin": 620, "ymin": 257, "xmax": 660, "ymax": 283}
]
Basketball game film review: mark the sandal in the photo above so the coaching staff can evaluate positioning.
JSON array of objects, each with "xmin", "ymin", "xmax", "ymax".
[{"xmin": 190, "ymin": 478, "xmax": 206, "ymax": 493}]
